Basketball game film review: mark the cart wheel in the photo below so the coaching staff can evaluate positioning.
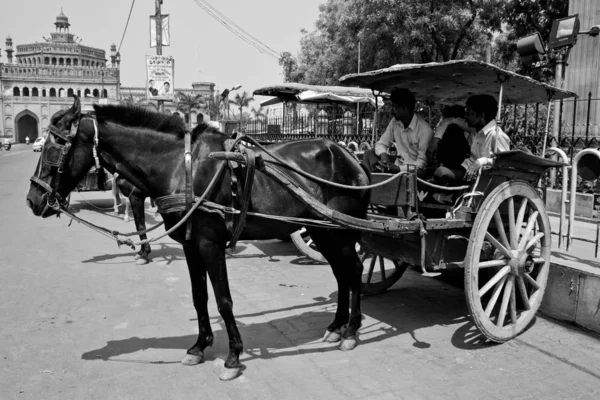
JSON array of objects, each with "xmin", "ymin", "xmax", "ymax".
[
  {"xmin": 465, "ymin": 181, "xmax": 551, "ymax": 342},
  {"xmin": 290, "ymin": 227, "xmax": 327, "ymax": 264},
  {"xmin": 360, "ymin": 246, "xmax": 408, "ymax": 295}
]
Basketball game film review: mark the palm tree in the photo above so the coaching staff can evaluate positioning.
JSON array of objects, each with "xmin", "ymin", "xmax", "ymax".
[
  {"xmin": 120, "ymin": 93, "xmax": 158, "ymax": 111},
  {"xmin": 176, "ymin": 91, "xmax": 205, "ymax": 129},
  {"xmin": 251, "ymin": 106, "xmax": 266, "ymax": 119},
  {"xmin": 229, "ymin": 91, "xmax": 253, "ymax": 123},
  {"xmin": 206, "ymin": 94, "xmax": 225, "ymax": 121}
]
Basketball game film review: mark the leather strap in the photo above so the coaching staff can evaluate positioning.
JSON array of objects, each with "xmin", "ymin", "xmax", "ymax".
[{"xmin": 184, "ymin": 130, "xmax": 193, "ymax": 240}]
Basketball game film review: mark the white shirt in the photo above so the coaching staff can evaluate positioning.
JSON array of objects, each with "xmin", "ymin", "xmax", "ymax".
[
  {"xmin": 375, "ymin": 114, "xmax": 434, "ymax": 170},
  {"xmin": 461, "ymin": 120, "xmax": 510, "ymax": 170}
]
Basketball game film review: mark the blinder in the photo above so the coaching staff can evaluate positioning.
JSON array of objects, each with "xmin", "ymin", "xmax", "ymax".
[{"xmin": 30, "ymin": 113, "xmax": 91, "ymax": 211}]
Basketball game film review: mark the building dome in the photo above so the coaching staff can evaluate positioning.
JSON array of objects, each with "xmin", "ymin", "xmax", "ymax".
[{"xmin": 54, "ymin": 9, "xmax": 70, "ymax": 28}]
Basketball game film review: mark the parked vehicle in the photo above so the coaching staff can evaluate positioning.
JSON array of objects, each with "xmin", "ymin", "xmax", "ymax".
[
  {"xmin": 32, "ymin": 137, "xmax": 45, "ymax": 152},
  {"xmin": 0, "ymin": 138, "xmax": 11, "ymax": 151}
]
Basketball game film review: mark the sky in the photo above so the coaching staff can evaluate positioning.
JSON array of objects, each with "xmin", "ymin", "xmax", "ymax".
[{"xmin": 0, "ymin": 0, "xmax": 325, "ymax": 100}]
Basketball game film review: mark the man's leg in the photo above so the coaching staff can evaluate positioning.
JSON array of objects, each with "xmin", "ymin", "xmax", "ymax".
[{"xmin": 433, "ymin": 165, "xmax": 466, "ymax": 186}]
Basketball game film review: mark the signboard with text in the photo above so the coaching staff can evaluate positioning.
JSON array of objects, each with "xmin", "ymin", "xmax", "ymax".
[{"xmin": 145, "ymin": 55, "xmax": 175, "ymax": 102}]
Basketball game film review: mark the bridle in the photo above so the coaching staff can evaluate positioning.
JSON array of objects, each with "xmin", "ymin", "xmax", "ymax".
[{"xmin": 30, "ymin": 113, "xmax": 100, "ymax": 212}]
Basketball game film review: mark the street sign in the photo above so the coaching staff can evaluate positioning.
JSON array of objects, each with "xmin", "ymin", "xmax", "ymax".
[{"xmin": 145, "ymin": 55, "xmax": 175, "ymax": 102}]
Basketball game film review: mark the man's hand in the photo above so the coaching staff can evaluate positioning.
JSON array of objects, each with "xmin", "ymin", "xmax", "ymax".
[{"xmin": 464, "ymin": 160, "xmax": 482, "ymax": 181}]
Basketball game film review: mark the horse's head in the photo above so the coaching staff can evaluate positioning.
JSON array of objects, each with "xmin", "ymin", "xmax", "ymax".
[{"xmin": 26, "ymin": 96, "xmax": 96, "ymax": 217}]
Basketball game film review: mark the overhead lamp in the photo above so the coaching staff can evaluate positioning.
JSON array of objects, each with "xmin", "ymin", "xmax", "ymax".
[
  {"xmin": 516, "ymin": 32, "xmax": 546, "ymax": 66},
  {"xmin": 548, "ymin": 14, "xmax": 580, "ymax": 51}
]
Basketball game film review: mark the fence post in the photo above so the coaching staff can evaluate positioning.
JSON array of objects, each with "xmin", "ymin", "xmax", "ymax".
[{"xmin": 571, "ymin": 99, "xmax": 577, "ymax": 163}]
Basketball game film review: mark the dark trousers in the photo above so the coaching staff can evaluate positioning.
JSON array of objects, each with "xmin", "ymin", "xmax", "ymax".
[{"xmin": 433, "ymin": 165, "xmax": 466, "ymax": 185}]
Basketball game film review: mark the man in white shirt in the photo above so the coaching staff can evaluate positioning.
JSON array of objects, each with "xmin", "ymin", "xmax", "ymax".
[
  {"xmin": 433, "ymin": 94, "xmax": 510, "ymax": 184},
  {"xmin": 363, "ymin": 88, "xmax": 433, "ymax": 176}
]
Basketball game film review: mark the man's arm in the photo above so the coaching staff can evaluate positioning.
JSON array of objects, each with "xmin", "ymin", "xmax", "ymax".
[
  {"xmin": 374, "ymin": 120, "xmax": 394, "ymax": 156},
  {"xmin": 416, "ymin": 125, "xmax": 434, "ymax": 170}
]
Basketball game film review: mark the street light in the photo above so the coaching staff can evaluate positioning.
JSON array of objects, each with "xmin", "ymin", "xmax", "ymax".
[
  {"xmin": 548, "ymin": 14, "xmax": 580, "ymax": 51},
  {"xmin": 516, "ymin": 32, "xmax": 546, "ymax": 66}
]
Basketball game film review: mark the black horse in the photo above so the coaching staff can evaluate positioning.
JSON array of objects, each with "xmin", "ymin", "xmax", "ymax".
[{"xmin": 26, "ymin": 97, "xmax": 370, "ymax": 380}]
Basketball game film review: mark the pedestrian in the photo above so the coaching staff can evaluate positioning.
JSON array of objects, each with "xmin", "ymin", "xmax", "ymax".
[{"xmin": 25, "ymin": 136, "xmax": 30, "ymax": 145}]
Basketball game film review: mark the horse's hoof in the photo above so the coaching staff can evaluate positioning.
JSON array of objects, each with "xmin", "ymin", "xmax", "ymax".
[
  {"xmin": 134, "ymin": 254, "xmax": 141, "ymax": 260},
  {"xmin": 219, "ymin": 367, "xmax": 241, "ymax": 381},
  {"xmin": 322, "ymin": 329, "xmax": 341, "ymax": 343},
  {"xmin": 135, "ymin": 257, "xmax": 149, "ymax": 265},
  {"xmin": 339, "ymin": 336, "xmax": 358, "ymax": 351},
  {"xmin": 181, "ymin": 353, "xmax": 204, "ymax": 366}
]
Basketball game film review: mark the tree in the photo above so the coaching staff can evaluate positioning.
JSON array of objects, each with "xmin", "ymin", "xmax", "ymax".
[
  {"xmin": 176, "ymin": 92, "xmax": 205, "ymax": 129},
  {"xmin": 120, "ymin": 93, "xmax": 158, "ymax": 111},
  {"xmin": 251, "ymin": 106, "xmax": 266, "ymax": 119},
  {"xmin": 282, "ymin": 0, "xmax": 504, "ymax": 84},
  {"xmin": 229, "ymin": 91, "xmax": 253, "ymax": 123},
  {"xmin": 206, "ymin": 94, "xmax": 226, "ymax": 120}
]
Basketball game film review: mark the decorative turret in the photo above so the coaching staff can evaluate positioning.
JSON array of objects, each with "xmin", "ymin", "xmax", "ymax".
[
  {"xmin": 110, "ymin": 43, "xmax": 117, "ymax": 67},
  {"xmin": 115, "ymin": 52, "xmax": 121, "ymax": 70},
  {"xmin": 55, "ymin": 9, "xmax": 70, "ymax": 33},
  {"xmin": 5, "ymin": 36, "xmax": 13, "ymax": 64}
]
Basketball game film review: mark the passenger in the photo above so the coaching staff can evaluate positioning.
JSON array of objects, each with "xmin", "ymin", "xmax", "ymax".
[
  {"xmin": 362, "ymin": 88, "xmax": 433, "ymax": 177},
  {"xmin": 433, "ymin": 94, "xmax": 510, "ymax": 184},
  {"xmin": 427, "ymin": 104, "xmax": 474, "ymax": 164}
]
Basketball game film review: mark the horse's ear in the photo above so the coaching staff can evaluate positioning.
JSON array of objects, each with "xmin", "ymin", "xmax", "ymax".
[{"xmin": 68, "ymin": 95, "xmax": 81, "ymax": 120}]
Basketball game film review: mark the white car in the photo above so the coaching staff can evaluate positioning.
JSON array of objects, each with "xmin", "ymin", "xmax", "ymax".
[{"xmin": 32, "ymin": 137, "xmax": 45, "ymax": 152}]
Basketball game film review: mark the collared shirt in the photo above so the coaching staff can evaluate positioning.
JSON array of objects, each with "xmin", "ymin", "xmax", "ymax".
[
  {"xmin": 461, "ymin": 120, "xmax": 510, "ymax": 170},
  {"xmin": 374, "ymin": 114, "xmax": 434, "ymax": 170}
]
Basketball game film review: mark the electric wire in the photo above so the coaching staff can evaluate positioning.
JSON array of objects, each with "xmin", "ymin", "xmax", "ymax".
[
  {"xmin": 118, "ymin": 0, "xmax": 137, "ymax": 54},
  {"xmin": 192, "ymin": 0, "xmax": 280, "ymax": 59},
  {"xmin": 196, "ymin": 0, "xmax": 281, "ymax": 57}
]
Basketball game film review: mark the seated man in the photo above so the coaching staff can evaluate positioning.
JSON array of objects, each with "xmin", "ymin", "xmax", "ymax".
[
  {"xmin": 427, "ymin": 104, "xmax": 474, "ymax": 165},
  {"xmin": 363, "ymin": 88, "xmax": 433, "ymax": 177},
  {"xmin": 433, "ymin": 94, "xmax": 510, "ymax": 185}
]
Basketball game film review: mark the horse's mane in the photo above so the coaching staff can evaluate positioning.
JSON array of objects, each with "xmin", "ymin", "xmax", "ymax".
[{"xmin": 92, "ymin": 104, "xmax": 227, "ymax": 140}]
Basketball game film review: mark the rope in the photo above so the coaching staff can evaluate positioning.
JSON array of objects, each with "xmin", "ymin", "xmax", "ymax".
[{"xmin": 242, "ymin": 136, "xmax": 471, "ymax": 191}]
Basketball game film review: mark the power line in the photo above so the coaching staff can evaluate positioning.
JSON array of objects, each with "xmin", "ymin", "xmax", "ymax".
[
  {"xmin": 118, "ymin": 0, "xmax": 137, "ymax": 53},
  {"xmin": 192, "ymin": 0, "xmax": 280, "ymax": 59},
  {"xmin": 197, "ymin": 0, "xmax": 281, "ymax": 57}
]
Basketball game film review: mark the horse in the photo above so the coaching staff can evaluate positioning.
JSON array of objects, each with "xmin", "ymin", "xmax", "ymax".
[{"xmin": 26, "ymin": 97, "xmax": 370, "ymax": 381}]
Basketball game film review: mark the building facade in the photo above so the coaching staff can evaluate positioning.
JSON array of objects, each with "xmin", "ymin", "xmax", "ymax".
[{"xmin": 0, "ymin": 10, "xmax": 120, "ymax": 143}]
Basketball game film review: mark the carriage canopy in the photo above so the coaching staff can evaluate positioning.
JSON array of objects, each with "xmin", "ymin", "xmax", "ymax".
[
  {"xmin": 338, "ymin": 60, "xmax": 577, "ymax": 105},
  {"xmin": 254, "ymin": 83, "xmax": 376, "ymax": 106}
]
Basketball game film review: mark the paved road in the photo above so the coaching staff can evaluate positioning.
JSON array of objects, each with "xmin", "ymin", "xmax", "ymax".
[{"xmin": 2, "ymin": 150, "xmax": 600, "ymax": 399}]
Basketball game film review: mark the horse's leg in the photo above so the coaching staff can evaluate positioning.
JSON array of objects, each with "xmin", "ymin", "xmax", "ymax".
[
  {"xmin": 201, "ymin": 239, "xmax": 243, "ymax": 380},
  {"xmin": 130, "ymin": 192, "xmax": 151, "ymax": 265},
  {"xmin": 306, "ymin": 228, "xmax": 362, "ymax": 351},
  {"xmin": 123, "ymin": 197, "xmax": 131, "ymax": 222},
  {"xmin": 112, "ymin": 178, "xmax": 121, "ymax": 215},
  {"xmin": 181, "ymin": 243, "xmax": 214, "ymax": 366}
]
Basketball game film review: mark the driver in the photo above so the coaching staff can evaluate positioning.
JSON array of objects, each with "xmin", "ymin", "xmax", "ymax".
[{"xmin": 362, "ymin": 88, "xmax": 433, "ymax": 176}]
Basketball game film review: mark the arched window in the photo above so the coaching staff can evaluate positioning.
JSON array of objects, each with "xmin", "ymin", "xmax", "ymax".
[
  {"xmin": 27, "ymin": 58, "xmax": 31, "ymax": 65},
  {"xmin": 59, "ymin": 58, "xmax": 64, "ymax": 66},
  {"xmin": 67, "ymin": 88, "xmax": 74, "ymax": 97},
  {"xmin": 49, "ymin": 88, "xmax": 57, "ymax": 97},
  {"xmin": 22, "ymin": 87, "xmax": 30, "ymax": 96},
  {"xmin": 51, "ymin": 57, "xmax": 57, "ymax": 66},
  {"xmin": 42, "ymin": 89, "xmax": 47, "ymax": 97},
  {"xmin": 93, "ymin": 89, "xmax": 99, "ymax": 98},
  {"xmin": 13, "ymin": 87, "xmax": 20, "ymax": 96},
  {"xmin": 84, "ymin": 89, "xmax": 91, "ymax": 97},
  {"xmin": 102, "ymin": 89, "xmax": 108, "ymax": 98},
  {"xmin": 66, "ymin": 58, "xmax": 71, "ymax": 66},
  {"xmin": 73, "ymin": 58, "xmax": 78, "ymax": 66},
  {"xmin": 44, "ymin": 57, "xmax": 49, "ymax": 65},
  {"xmin": 32, "ymin": 88, "xmax": 39, "ymax": 97},
  {"xmin": 77, "ymin": 89, "xmax": 81, "ymax": 97},
  {"xmin": 58, "ymin": 88, "xmax": 65, "ymax": 97}
]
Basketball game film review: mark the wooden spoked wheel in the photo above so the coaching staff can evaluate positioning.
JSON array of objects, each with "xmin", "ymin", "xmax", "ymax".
[
  {"xmin": 290, "ymin": 227, "xmax": 328, "ymax": 264},
  {"xmin": 465, "ymin": 181, "xmax": 551, "ymax": 342},
  {"xmin": 360, "ymin": 247, "xmax": 408, "ymax": 295}
]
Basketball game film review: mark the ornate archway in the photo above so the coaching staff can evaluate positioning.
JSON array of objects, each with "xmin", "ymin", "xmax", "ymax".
[{"xmin": 15, "ymin": 110, "xmax": 39, "ymax": 143}]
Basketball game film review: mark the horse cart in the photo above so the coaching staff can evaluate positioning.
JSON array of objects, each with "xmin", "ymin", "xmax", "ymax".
[{"xmin": 266, "ymin": 60, "xmax": 575, "ymax": 342}]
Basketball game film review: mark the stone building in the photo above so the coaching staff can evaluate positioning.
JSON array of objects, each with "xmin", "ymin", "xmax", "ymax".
[{"xmin": 0, "ymin": 10, "xmax": 120, "ymax": 143}]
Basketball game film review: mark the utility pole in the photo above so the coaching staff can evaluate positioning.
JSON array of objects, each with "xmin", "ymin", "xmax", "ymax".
[
  {"xmin": 155, "ymin": 0, "xmax": 164, "ymax": 113},
  {"xmin": 356, "ymin": 41, "xmax": 361, "ymax": 136}
]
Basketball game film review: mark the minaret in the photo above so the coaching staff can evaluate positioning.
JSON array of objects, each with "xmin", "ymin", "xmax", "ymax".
[
  {"xmin": 5, "ymin": 36, "xmax": 13, "ymax": 64},
  {"xmin": 55, "ymin": 9, "xmax": 70, "ymax": 33},
  {"xmin": 110, "ymin": 43, "xmax": 117, "ymax": 67},
  {"xmin": 115, "ymin": 52, "xmax": 121, "ymax": 70}
]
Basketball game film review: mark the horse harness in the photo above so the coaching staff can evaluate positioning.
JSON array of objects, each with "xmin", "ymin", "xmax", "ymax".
[{"xmin": 33, "ymin": 111, "xmax": 258, "ymax": 249}]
